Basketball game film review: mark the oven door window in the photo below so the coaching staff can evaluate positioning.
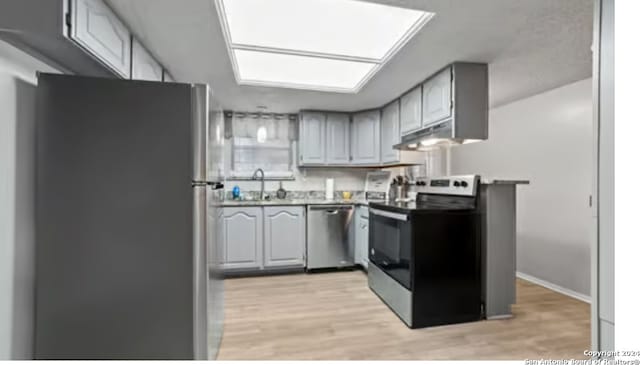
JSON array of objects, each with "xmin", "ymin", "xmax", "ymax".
[{"xmin": 370, "ymin": 211, "xmax": 412, "ymax": 289}]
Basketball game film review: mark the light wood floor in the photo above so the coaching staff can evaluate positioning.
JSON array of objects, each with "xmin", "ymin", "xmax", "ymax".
[{"xmin": 216, "ymin": 270, "xmax": 590, "ymax": 360}]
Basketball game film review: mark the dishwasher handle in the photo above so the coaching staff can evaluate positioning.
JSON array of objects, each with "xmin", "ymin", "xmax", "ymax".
[{"xmin": 308, "ymin": 205, "xmax": 354, "ymax": 211}]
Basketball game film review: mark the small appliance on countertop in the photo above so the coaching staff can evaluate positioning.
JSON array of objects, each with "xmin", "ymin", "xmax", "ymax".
[
  {"xmin": 368, "ymin": 175, "xmax": 483, "ymax": 329},
  {"xmin": 363, "ymin": 171, "xmax": 392, "ymax": 203}
]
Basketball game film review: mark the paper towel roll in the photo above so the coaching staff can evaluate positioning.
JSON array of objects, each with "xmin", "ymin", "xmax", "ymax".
[{"xmin": 325, "ymin": 178, "xmax": 334, "ymax": 201}]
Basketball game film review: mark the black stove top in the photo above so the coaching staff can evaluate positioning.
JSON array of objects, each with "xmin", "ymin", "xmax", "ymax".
[{"xmin": 369, "ymin": 194, "xmax": 477, "ymax": 213}]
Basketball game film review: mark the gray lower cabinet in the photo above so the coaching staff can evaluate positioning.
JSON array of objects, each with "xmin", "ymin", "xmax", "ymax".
[
  {"xmin": 219, "ymin": 206, "xmax": 305, "ymax": 272},
  {"xmin": 351, "ymin": 110, "xmax": 381, "ymax": 165},
  {"xmin": 354, "ymin": 206, "xmax": 369, "ymax": 269},
  {"xmin": 220, "ymin": 207, "xmax": 263, "ymax": 270},
  {"xmin": 263, "ymin": 206, "xmax": 306, "ymax": 268}
]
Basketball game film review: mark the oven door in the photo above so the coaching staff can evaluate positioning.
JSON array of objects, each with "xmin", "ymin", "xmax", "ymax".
[{"xmin": 369, "ymin": 208, "xmax": 412, "ymax": 290}]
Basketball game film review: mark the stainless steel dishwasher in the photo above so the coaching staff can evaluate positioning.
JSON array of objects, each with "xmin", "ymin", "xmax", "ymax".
[{"xmin": 306, "ymin": 205, "xmax": 355, "ymax": 270}]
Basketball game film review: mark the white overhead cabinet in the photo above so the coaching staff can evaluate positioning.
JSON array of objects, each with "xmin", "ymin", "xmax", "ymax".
[
  {"xmin": 131, "ymin": 39, "xmax": 163, "ymax": 81},
  {"xmin": 422, "ymin": 66, "xmax": 452, "ymax": 127},
  {"xmin": 299, "ymin": 112, "xmax": 327, "ymax": 165},
  {"xmin": 400, "ymin": 86, "xmax": 422, "ymax": 135},
  {"xmin": 326, "ymin": 113, "xmax": 351, "ymax": 164},
  {"xmin": 381, "ymin": 101, "xmax": 401, "ymax": 163},
  {"xmin": 380, "ymin": 100, "xmax": 427, "ymax": 165},
  {"xmin": 219, "ymin": 206, "xmax": 306, "ymax": 273},
  {"xmin": 70, "ymin": 0, "xmax": 132, "ymax": 78},
  {"xmin": 351, "ymin": 110, "xmax": 381, "ymax": 165},
  {"xmin": 220, "ymin": 207, "xmax": 263, "ymax": 271},
  {"xmin": 0, "ymin": 0, "xmax": 171, "ymax": 80},
  {"xmin": 263, "ymin": 207, "xmax": 306, "ymax": 268},
  {"xmin": 299, "ymin": 108, "xmax": 422, "ymax": 167}
]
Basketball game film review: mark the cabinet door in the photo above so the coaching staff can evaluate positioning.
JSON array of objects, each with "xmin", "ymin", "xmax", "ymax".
[
  {"xmin": 400, "ymin": 86, "xmax": 422, "ymax": 135},
  {"xmin": 131, "ymin": 39, "xmax": 163, "ymax": 81},
  {"xmin": 354, "ymin": 207, "xmax": 370, "ymax": 268},
  {"xmin": 381, "ymin": 101, "xmax": 401, "ymax": 164},
  {"xmin": 70, "ymin": 0, "xmax": 131, "ymax": 78},
  {"xmin": 422, "ymin": 67, "xmax": 452, "ymax": 127},
  {"xmin": 220, "ymin": 207, "xmax": 263, "ymax": 270},
  {"xmin": 326, "ymin": 113, "xmax": 350, "ymax": 164},
  {"xmin": 208, "ymin": 208, "xmax": 224, "ymax": 267},
  {"xmin": 360, "ymin": 214, "xmax": 369, "ymax": 268},
  {"xmin": 299, "ymin": 112, "xmax": 326, "ymax": 165},
  {"xmin": 351, "ymin": 110, "xmax": 380, "ymax": 165},
  {"xmin": 263, "ymin": 206, "xmax": 305, "ymax": 268}
]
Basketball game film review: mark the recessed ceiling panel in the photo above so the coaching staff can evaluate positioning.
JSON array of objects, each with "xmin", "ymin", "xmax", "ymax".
[
  {"xmin": 233, "ymin": 49, "xmax": 377, "ymax": 91},
  {"xmin": 215, "ymin": 0, "xmax": 434, "ymax": 92},
  {"xmin": 221, "ymin": 0, "xmax": 429, "ymax": 60}
]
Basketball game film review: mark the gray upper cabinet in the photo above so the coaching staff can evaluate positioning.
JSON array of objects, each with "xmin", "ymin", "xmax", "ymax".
[
  {"xmin": 422, "ymin": 66, "xmax": 452, "ymax": 127},
  {"xmin": 70, "ymin": 0, "xmax": 131, "ymax": 78},
  {"xmin": 263, "ymin": 207, "xmax": 306, "ymax": 268},
  {"xmin": 299, "ymin": 112, "xmax": 326, "ymax": 165},
  {"xmin": 131, "ymin": 39, "xmax": 163, "ymax": 81},
  {"xmin": 220, "ymin": 207, "xmax": 263, "ymax": 270},
  {"xmin": 326, "ymin": 113, "xmax": 351, "ymax": 164},
  {"xmin": 400, "ymin": 86, "xmax": 422, "ymax": 135},
  {"xmin": 381, "ymin": 101, "xmax": 401, "ymax": 164},
  {"xmin": 351, "ymin": 110, "xmax": 381, "ymax": 165}
]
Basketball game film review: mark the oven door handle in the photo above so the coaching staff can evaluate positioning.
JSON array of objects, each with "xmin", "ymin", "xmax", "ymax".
[{"xmin": 369, "ymin": 208, "xmax": 409, "ymax": 221}]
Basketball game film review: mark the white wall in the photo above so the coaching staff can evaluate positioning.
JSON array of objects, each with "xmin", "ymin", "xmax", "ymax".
[
  {"xmin": 450, "ymin": 78, "xmax": 593, "ymax": 297},
  {"xmin": 0, "ymin": 40, "xmax": 58, "ymax": 359}
]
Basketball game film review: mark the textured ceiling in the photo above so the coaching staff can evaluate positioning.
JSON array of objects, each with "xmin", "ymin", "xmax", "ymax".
[{"xmin": 106, "ymin": 0, "xmax": 593, "ymax": 113}]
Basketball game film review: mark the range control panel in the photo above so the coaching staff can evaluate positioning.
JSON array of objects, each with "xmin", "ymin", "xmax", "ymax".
[{"xmin": 424, "ymin": 175, "xmax": 479, "ymax": 196}]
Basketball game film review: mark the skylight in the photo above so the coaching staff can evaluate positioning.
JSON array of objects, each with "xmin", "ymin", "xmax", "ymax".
[{"xmin": 215, "ymin": 0, "xmax": 434, "ymax": 93}]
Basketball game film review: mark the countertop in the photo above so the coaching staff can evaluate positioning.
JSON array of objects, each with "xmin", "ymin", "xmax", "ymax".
[{"xmin": 216, "ymin": 199, "xmax": 369, "ymax": 207}]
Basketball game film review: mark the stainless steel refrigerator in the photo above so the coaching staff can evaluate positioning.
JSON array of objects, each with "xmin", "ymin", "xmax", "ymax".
[{"xmin": 34, "ymin": 74, "xmax": 224, "ymax": 359}]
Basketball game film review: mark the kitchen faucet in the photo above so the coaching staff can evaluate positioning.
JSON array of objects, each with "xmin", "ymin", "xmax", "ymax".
[{"xmin": 252, "ymin": 168, "xmax": 265, "ymax": 200}]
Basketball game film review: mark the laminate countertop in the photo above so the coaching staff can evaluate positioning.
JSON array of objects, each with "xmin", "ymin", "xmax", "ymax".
[{"xmin": 216, "ymin": 199, "xmax": 370, "ymax": 207}]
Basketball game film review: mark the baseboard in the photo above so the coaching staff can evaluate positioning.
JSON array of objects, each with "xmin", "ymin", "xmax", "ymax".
[{"xmin": 516, "ymin": 271, "xmax": 591, "ymax": 303}]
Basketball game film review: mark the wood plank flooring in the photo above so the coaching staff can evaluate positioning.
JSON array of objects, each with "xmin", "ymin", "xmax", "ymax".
[{"xmin": 216, "ymin": 270, "xmax": 590, "ymax": 360}]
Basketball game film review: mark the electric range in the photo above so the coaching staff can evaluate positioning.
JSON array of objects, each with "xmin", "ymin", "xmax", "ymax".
[{"xmin": 367, "ymin": 175, "xmax": 483, "ymax": 328}]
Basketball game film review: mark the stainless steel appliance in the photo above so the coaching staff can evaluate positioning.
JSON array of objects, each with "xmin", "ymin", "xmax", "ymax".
[
  {"xmin": 368, "ymin": 175, "xmax": 482, "ymax": 328},
  {"xmin": 306, "ymin": 205, "xmax": 354, "ymax": 269},
  {"xmin": 34, "ymin": 74, "xmax": 224, "ymax": 359}
]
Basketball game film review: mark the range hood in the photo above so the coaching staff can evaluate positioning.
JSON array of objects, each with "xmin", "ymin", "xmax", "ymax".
[
  {"xmin": 394, "ymin": 121, "xmax": 483, "ymax": 150},
  {"xmin": 394, "ymin": 62, "xmax": 488, "ymax": 151}
]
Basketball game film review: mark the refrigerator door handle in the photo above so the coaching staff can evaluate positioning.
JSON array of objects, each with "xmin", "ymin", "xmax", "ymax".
[
  {"xmin": 192, "ymin": 181, "xmax": 224, "ymax": 189},
  {"xmin": 192, "ymin": 185, "xmax": 209, "ymax": 360},
  {"xmin": 208, "ymin": 182, "xmax": 224, "ymax": 190}
]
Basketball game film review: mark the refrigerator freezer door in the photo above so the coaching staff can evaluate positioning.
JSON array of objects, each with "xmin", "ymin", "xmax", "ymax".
[{"xmin": 35, "ymin": 74, "xmax": 200, "ymax": 359}]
